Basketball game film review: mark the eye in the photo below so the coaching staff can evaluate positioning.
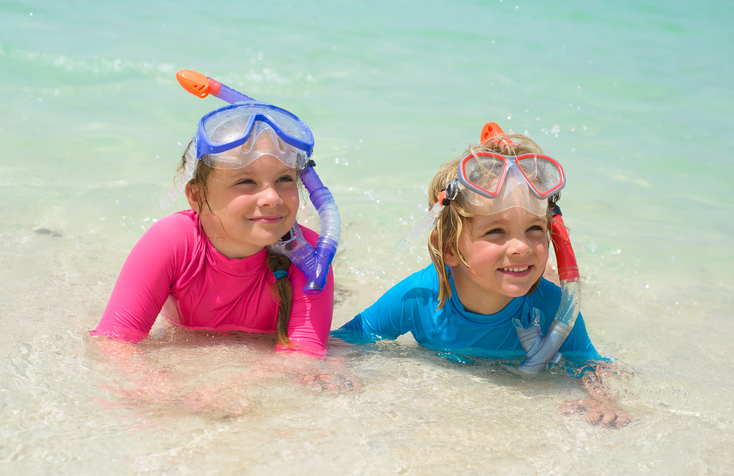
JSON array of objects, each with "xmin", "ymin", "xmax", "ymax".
[
  {"xmin": 236, "ymin": 178, "xmax": 256, "ymax": 186},
  {"xmin": 486, "ymin": 227, "xmax": 504, "ymax": 235},
  {"xmin": 528, "ymin": 224, "xmax": 547, "ymax": 233},
  {"xmin": 277, "ymin": 174, "xmax": 296, "ymax": 183}
]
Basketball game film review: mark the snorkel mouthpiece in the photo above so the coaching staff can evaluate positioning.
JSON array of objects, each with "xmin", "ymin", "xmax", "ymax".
[
  {"xmin": 173, "ymin": 69, "xmax": 341, "ymax": 294},
  {"xmin": 176, "ymin": 69, "xmax": 255, "ymax": 103}
]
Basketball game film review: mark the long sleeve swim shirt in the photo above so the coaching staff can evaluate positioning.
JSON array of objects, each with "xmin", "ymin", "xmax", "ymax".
[
  {"xmin": 90, "ymin": 209, "xmax": 334, "ymax": 358},
  {"xmin": 333, "ymin": 264, "xmax": 599, "ymax": 362}
]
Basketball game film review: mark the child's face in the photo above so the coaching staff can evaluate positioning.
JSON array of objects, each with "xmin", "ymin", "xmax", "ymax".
[
  {"xmin": 189, "ymin": 154, "xmax": 300, "ymax": 259},
  {"xmin": 444, "ymin": 207, "xmax": 549, "ymax": 314}
]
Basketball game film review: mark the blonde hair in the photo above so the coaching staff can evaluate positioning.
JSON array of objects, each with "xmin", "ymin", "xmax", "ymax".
[
  {"xmin": 427, "ymin": 133, "xmax": 550, "ymax": 309},
  {"xmin": 178, "ymin": 143, "xmax": 295, "ymax": 346}
]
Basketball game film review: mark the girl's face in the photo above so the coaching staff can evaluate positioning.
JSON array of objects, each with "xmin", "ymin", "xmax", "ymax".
[
  {"xmin": 444, "ymin": 207, "xmax": 549, "ymax": 315},
  {"xmin": 187, "ymin": 153, "xmax": 300, "ymax": 260}
]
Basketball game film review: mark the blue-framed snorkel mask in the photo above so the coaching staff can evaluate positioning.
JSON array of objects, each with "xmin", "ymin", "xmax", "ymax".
[
  {"xmin": 160, "ymin": 102, "xmax": 314, "ymax": 208},
  {"xmin": 160, "ymin": 70, "xmax": 340, "ymax": 295},
  {"xmin": 196, "ymin": 101, "xmax": 313, "ymax": 159}
]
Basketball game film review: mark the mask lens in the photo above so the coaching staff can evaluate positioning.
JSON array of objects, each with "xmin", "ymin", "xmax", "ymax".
[
  {"xmin": 516, "ymin": 155, "xmax": 564, "ymax": 197},
  {"xmin": 203, "ymin": 125, "xmax": 300, "ymax": 170},
  {"xmin": 257, "ymin": 108, "xmax": 312, "ymax": 144},
  {"xmin": 203, "ymin": 108, "xmax": 253, "ymax": 145},
  {"xmin": 462, "ymin": 153, "xmax": 507, "ymax": 197}
]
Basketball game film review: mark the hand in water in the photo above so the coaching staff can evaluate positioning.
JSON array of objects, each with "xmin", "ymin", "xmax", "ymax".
[
  {"xmin": 180, "ymin": 385, "xmax": 253, "ymax": 419},
  {"xmin": 559, "ymin": 362, "xmax": 633, "ymax": 428},
  {"xmin": 558, "ymin": 398, "xmax": 632, "ymax": 428},
  {"xmin": 296, "ymin": 371, "xmax": 362, "ymax": 395}
]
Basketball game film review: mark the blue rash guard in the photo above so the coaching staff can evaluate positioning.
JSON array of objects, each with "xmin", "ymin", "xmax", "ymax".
[{"xmin": 333, "ymin": 264, "xmax": 600, "ymax": 363}]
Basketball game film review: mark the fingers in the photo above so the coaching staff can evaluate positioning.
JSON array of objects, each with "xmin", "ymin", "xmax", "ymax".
[
  {"xmin": 298, "ymin": 373, "xmax": 362, "ymax": 395},
  {"xmin": 558, "ymin": 398, "xmax": 586, "ymax": 415},
  {"xmin": 560, "ymin": 398, "xmax": 632, "ymax": 428},
  {"xmin": 599, "ymin": 410, "xmax": 617, "ymax": 427},
  {"xmin": 181, "ymin": 386, "xmax": 252, "ymax": 418},
  {"xmin": 612, "ymin": 410, "xmax": 633, "ymax": 427},
  {"xmin": 586, "ymin": 406, "xmax": 632, "ymax": 428}
]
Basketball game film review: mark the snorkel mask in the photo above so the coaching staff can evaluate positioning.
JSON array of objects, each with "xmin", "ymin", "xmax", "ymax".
[
  {"xmin": 394, "ymin": 123, "xmax": 581, "ymax": 374},
  {"xmin": 161, "ymin": 70, "xmax": 340, "ymax": 295}
]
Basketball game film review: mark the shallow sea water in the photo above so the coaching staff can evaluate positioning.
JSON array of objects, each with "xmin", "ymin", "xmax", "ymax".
[{"xmin": 1, "ymin": 0, "xmax": 733, "ymax": 474}]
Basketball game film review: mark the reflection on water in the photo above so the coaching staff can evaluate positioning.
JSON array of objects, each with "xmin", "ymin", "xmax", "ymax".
[{"xmin": 1, "ymin": 228, "xmax": 732, "ymax": 474}]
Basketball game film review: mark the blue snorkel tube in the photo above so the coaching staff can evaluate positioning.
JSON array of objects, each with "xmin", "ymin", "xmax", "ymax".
[{"xmin": 175, "ymin": 70, "xmax": 340, "ymax": 294}]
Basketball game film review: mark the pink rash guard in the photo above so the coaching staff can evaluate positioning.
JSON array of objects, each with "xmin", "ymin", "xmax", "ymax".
[{"xmin": 90, "ymin": 209, "xmax": 334, "ymax": 358}]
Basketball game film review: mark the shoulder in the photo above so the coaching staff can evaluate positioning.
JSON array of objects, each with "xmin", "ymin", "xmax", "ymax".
[
  {"xmin": 533, "ymin": 278, "xmax": 561, "ymax": 296},
  {"xmin": 374, "ymin": 264, "xmax": 439, "ymax": 306},
  {"xmin": 143, "ymin": 209, "xmax": 199, "ymax": 241},
  {"xmin": 131, "ymin": 209, "xmax": 202, "ymax": 259},
  {"xmin": 527, "ymin": 277, "xmax": 563, "ymax": 315}
]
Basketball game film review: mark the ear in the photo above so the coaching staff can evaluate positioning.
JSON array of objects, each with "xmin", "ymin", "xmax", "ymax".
[
  {"xmin": 185, "ymin": 183, "xmax": 201, "ymax": 213},
  {"xmin": 443, "ymin": 243, "xmax": 460, "ymax": 267}
]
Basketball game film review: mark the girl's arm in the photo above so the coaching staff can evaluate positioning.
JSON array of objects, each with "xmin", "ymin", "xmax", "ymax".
[
  {"xmin": 89, "ymin": 214, "xmax": 204, "ymax": 408},
  {"xmin": 91, "ymin": 213, "xmax": 194, "ymax": 342},
  {"xmin": 332, "ymin": 268, "xmax": 435, "ymax": 344}
]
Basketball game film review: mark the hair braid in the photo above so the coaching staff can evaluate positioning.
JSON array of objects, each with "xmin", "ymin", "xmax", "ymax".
[{"xmin": 266, "ymin": 250, "xmax": 293, "ymax": 346}]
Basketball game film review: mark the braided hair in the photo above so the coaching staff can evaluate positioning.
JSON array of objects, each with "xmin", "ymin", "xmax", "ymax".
[{"xmin": 265, "ymin": 250, "xmax": 293, "ymax": 346}]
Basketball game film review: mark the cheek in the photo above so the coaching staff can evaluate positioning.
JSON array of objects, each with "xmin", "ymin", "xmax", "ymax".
[
  {"xmin": 282, "ymin": 187, "xmax": 300, "ymax": 211},
  {"xmin": 535, "ymin": 239, "xmax": 550, "ymax": 260},
  {"xmin": 465, "ymin": 242, "xmax": 503, "ymax": 267}
]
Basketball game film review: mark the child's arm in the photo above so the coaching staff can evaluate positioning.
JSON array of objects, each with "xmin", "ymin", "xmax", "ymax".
[
  {"xmin": 332, "ymin": 266, "xmax": 437, "ymax": 344},
  {"xmin": 91, "ymin": 213, "xmax": 192, "ymax": 342}
]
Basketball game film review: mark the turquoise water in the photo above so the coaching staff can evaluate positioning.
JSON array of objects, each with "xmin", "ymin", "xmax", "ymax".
[{"xmin": 2, "ymin": 0, "xmax": 733, "ymax": 474}]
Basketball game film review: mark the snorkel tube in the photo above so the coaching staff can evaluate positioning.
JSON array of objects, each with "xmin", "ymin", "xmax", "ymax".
[
  {"xmin": 515, "ymin": 202, "xmax": 581, "ymax": 374},
  {"xmin": 176, "ymin": 70, "xmax": 341, "ymax": 294}
]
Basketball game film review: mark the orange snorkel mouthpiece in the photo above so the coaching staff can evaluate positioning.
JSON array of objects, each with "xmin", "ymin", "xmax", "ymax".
[
  {"xmin": 481, "ymin": 122, "xmax": 515, "ymax": 148},
  {"xmin": 176, "ymin": 69, "xmax": 223, "ymax": 99}
]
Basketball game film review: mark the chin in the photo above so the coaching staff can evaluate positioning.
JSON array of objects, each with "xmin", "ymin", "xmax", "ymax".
[{"xmin": 503, "ymin": 283, "xmax": 536, "ymax": 297}]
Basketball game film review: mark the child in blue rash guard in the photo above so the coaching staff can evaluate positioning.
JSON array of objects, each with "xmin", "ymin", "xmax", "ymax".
[{"xmin": 334, "ymin": 126, "xmax": 631, "ymax": 428}]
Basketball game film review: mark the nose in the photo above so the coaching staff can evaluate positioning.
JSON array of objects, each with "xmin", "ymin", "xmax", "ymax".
[
  {"xmin": 507, "ymin": 236, "xmax": 532, "ymax": 256},
  {"xmin": 256, "ymin": 183, "xmax": 284, "ymax": 208}
]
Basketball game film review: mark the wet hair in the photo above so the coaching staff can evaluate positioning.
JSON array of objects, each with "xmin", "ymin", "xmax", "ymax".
[
  {"xmin": 177, "ymin": 142, "xmax": 296, "ymax": 345},
  {"xmin": 427, "ymin": 133, "xmax": 551, "ymax": 310}
]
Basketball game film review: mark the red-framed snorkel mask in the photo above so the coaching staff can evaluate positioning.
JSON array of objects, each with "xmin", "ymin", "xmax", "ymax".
[{"xmin": 456, "ymin": 150, "xmax": 565, "ymax": 218}]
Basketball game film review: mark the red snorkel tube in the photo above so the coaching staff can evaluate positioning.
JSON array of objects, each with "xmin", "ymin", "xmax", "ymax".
[{"xmin": 481, "ymin": 123, "xmax": 582, "ymax": 374}]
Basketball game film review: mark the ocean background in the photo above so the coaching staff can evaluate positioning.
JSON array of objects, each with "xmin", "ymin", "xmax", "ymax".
[{"xmin": 1, "ymin": 0, "xmax": 733, "ymax": 474}]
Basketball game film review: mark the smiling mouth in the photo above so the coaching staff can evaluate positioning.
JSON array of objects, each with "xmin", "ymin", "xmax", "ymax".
[
  {"xmin": 498, "ymin": 265, "xmax": 532, "ymax": 275},
  {"xmin": 249, "ymin": 216, "xmax": 283, "ymax": 224}
]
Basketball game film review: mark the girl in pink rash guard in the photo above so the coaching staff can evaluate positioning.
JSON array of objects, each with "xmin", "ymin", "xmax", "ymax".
[{"xmin": 91, "ymin": 101, "xmax": 335, "ymax": 360}]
